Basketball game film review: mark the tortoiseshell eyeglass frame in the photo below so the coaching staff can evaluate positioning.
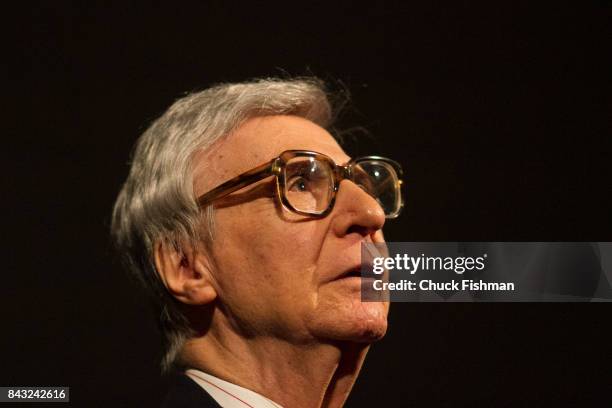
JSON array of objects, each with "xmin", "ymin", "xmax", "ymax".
[{"xmin": 196, "ymin": 150, "xmax": 404, "ymax": 218}]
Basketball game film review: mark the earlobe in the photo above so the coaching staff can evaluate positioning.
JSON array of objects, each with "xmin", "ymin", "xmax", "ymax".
[{"xmin": 154, "ymin": 240, "xmax": 217, "ymax": 306}]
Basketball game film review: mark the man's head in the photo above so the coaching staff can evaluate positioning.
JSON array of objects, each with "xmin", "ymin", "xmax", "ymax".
[{"xmin": 111, "ymin": 78, "xmax": 393, "ymax": 370}]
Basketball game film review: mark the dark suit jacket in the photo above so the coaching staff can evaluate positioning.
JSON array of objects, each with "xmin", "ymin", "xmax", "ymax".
[{"xmin": 161, "ymin": 375, "xmax": 222, "ymax": 408}]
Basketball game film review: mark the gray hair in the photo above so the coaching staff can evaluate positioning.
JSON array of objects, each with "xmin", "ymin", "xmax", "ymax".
[{"xmin": 111, "ymin": 78, "xmax": 336, "ymax": 371}]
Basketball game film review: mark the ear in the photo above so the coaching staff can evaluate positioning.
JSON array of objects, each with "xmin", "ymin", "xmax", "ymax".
[{"xmin": 154, "ymin": 239, "xmax": 217, "ymax": 305}]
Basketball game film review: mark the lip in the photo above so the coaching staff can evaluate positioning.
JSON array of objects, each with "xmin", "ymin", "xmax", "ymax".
[
  {"xmin": 327, "ymin": 240, "xmax": 385, "ymax": 282},
  {"xmin": 333, "ymin": 261, "xmax": 375, "ymax": 281},
  {"xmin": 336, "ymin": 266, "xmax": 363, "ymax": 280}
]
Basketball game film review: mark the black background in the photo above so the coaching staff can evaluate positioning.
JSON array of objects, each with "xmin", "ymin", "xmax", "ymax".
[{"xmin": 4, "ymin": 1, "xmax": 611, "ymax": 407}]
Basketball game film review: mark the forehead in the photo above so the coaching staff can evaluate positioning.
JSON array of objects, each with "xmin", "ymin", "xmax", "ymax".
[{"xmin": 193, "ymin": 115, "xmax": 350, "ymax": 195}]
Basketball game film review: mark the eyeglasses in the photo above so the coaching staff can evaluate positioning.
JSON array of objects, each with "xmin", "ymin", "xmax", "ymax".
[{"xmin": 197, "ymin": 150, "xmax": 404, "ymax": 219}]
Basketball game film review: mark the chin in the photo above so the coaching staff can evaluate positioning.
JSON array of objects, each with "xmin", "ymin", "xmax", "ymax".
[
  {"xmin": 310, "ymin": 296, "xmax": 389, "ymax": 343},
  {"xmin": 344, "ymin": 299, "xmax": 389, "ymax": 342}
]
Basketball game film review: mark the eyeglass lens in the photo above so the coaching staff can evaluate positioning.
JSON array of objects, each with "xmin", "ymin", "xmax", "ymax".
[
  {"xmin": 284, "ymin": 156, "xmax": 335, "ymax": 213},
  {"xmin": 283, "ymin": 156, "xmax": 400, "ymax": 216},
  {"xmin": 353, "ymin": 160, "xmax": 401, "ymax": 216}
]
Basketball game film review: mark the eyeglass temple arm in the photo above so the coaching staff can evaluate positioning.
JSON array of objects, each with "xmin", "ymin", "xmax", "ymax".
[{"xmin": 196, "ymin": 160, "xmax": 276, "ymax": 207}]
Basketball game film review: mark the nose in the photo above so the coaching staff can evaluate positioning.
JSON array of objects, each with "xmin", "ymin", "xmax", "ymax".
[{"xmin": 330, "ymin": 179, "xmax": 386, "ymax": 238}]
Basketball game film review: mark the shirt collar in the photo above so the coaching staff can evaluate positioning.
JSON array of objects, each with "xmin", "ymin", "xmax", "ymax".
[{"xmin": 186, "ymin": 368, "xmax": 284, "ymax": 408}]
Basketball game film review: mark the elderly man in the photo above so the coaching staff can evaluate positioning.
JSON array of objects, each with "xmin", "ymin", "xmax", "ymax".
[{"xmin": 111, "ymin": 78, "xmax": 403, "ymax": 407}]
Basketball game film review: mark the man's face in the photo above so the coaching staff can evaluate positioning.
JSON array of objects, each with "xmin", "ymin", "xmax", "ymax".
[{"xmin": 193, "ymin": 115, "xmax": 389, "ymax": 344}]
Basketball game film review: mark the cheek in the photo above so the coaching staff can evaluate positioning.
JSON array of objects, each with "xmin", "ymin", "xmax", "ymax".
[{"xmin": 209, "ymin": 207, "xmax": 327, "ymax": 332}]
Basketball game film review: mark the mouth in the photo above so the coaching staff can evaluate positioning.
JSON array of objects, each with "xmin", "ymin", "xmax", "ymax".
[
  {"xmin": 336, "ymin": 264, "xmax": 374, "ymax": 280},
  {"xmin": 342, "ymin": 267, "xmax": 362, "ymax": 279}
]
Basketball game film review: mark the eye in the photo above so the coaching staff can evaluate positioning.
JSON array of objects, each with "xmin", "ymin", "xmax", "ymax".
[{"xmin": 288, "ymin": 176, "xmax": 309, "ymax": 192}]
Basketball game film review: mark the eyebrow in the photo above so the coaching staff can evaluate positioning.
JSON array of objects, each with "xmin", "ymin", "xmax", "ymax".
[{"xmin": 286, "ymin": 160, "xmax": 317, "ymax": 172}]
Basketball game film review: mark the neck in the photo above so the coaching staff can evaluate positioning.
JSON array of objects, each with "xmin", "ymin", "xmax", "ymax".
[{"xmin": 180, "ymin": 320, "xmax": 370, "ymax": 407}]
